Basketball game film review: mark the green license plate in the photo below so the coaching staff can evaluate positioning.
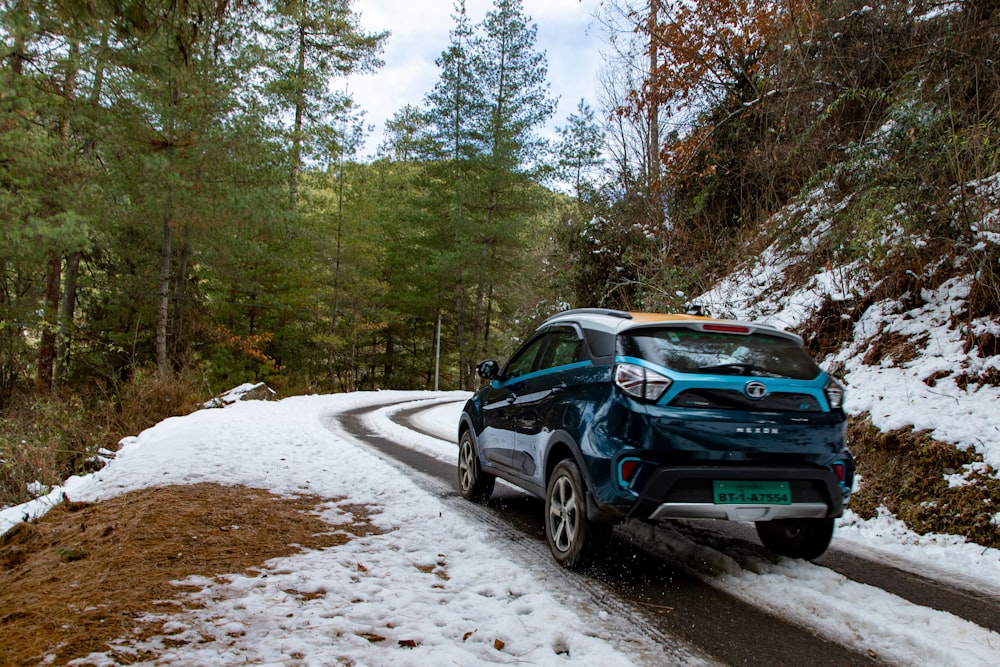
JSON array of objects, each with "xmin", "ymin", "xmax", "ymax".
[{"xmin": 713, "ymin": 480, "xmax": 791, "ymax": 505}]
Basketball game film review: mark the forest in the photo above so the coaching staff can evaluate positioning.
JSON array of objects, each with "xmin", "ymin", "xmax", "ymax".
[{"xmin": 2, "ymin": 0, "xmax": 1000, "ymax": 513}]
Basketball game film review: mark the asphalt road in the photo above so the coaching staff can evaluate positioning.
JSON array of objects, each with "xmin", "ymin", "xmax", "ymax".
[{"xmin": 335, "ymin": 399, "xmax": 900, "ymax": 666}]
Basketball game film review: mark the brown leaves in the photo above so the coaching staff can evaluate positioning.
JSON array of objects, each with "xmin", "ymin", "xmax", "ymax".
[
  {"xmin": 213, "ymin": 326, "xmax": 280, "ymax": 368},
  {"xmin": 631, "ymin": 1, "xmax": 807, "ymax": 114},
  {"xmin": 0, "ymin": 484, "xmax": 373, "ymax": 666},
  {"xmin": 460, "ymin": 630, "xmax": 506, "ymax": 652}
]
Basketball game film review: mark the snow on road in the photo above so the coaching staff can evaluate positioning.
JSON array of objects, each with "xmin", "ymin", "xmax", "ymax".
[
  {"xmin": 3, "ymin": 390, "xmax": 1000, "ymax": 665},
  {"xmin": 1, "ymin": 392, "xmax": 688, "ymax": 666},
  {"xmin": 378, "ymin": 398, "xmax": 1000, "ymax": 666}
]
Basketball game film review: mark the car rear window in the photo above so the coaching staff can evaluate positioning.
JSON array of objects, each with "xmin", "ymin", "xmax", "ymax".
[{"xmin": 617, "ymin": 326, "xmax": 821, "ymax": 380}]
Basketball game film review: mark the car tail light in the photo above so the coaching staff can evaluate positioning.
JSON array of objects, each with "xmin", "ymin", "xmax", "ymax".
[
  {"xmin": 615, "ymin": 363, "xmax": 672, "ymax": 402},
  {"xmin": 824, "ymin": 378, "xmax": 845, "ymax": 410},
  {"xmin": 832, "ymin": 461, "xmax": 847, "ymax": 486},
  {"xmin": 702, "ymin": 323, "xmax": 751, "ymax": 334},
  {"xmin": 619, "ymin": 458, "xmax": 641, "ymax": 485}
]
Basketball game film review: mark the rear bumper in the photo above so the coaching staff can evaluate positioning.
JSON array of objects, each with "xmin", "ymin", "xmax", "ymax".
[
  {"xmin": 646, "ymin": 501, "xmax": 829, "ymax": 521},
  {"xmin": 627, "ymin": 465, "xmax": 847, "ymax": 521}
]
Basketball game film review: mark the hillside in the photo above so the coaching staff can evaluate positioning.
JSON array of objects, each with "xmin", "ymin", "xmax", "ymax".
[
  {"xmin": 572, "ymin": 2, "xmax": 1000, "ymax": 546},
  {"xmin": 694, "ymin": 173, "xmax": 1000, "ymax": 546}
]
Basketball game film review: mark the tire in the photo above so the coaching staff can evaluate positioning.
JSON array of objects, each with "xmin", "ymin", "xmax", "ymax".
[
  {"xmin": 457, "ymin": 430, "xmax": 495, "ymax": 502},
  {"xmin": 755, "ymin": 517, "xmax": 835, "ymax": 560},
  {"xmin": 545, "ymin": 459, "xmax": 612, "ymax": 569}
]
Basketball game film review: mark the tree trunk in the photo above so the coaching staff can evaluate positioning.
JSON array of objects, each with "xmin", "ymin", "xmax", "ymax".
[
  {"xmin": 52, "ymin": 42, "xmax": 80, "ymax": 397},
  {"xmin": 455, "ymin": 271, "xmax": 468, "ymax": 389},
  {"xmin": 290, "ymin": 21, "xmax": 307, "ymax": 208},
  {"xmin": 471, "ymin": 190, "xmax": 496, "ymax": 387},
  {"xmin": 169, "ymin": 237, "xmax": 189, "ymax": 365},
  {"xmin": 647, "ymin": 0, "xmax": 665, "ymax": 225},
  {"xmin": 329, "ymin": 143, "xmax": 345, "ymax": 392},
  {"xmin": 158, "ymin": 74, "xmax": 179, "ymax": 378},
  {"xmin": 9, "ymin": 0, "xmax": 27, "ymax": 76},
  {"xmin": 484, "ymin": 283, "xmax": 493, "ymax": 353},
  {"xmin": 35, "ymin": 253, "xmax": 61, "ymax": 394},
  {"xmin": 157, "ymin": 217, "xmax": 172, "ymax": 378},
  {"xmin": 53, "ymin": 251, "xmax": 80, "ymax": 397},
  {"xmin": 647, "ymin": 0, "xmax": 661, "ymax": 188},
  {"xmin": 384, "ymin": 328, "xmax": 394, "ymax": 386}
]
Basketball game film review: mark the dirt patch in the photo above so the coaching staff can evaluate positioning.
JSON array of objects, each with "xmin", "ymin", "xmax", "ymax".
[
  {"xmin": 955, "ymin": 366, "xmax": 1000, "ymax": 389},
  {"xmin": 848, "ymin": 416, "xmax": 1000, "ymax": 548},
  {"xmin": 861, "ymin": 331, "xmax": 927, "ymax": 366},
  {"xmin": 963, "ymin": 331, "xmax": 1000, "ymax": 358},
  {"xmin": 922, "ymin": 369, "xmax": 952, "ymax": 387},
  {"xmin": 0, "ymin": 483, "xmax": 381, "ymax": 666}
]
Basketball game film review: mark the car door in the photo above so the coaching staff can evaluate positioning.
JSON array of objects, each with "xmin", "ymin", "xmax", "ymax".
[
  {"xmin": 512, "ymin": 327, "xmax": 585, "ymax": 481},
  {"xmin": 478, "ymin": 333, "xmax": 548, "ymax": 472}
]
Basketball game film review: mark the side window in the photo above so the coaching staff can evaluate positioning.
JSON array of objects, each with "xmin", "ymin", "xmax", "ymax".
[
  {"xmin": 538, "ymin": 329, "xmax": 582, "ymax": 371},
  {"xmin": 583, "ymin": 328, "xmax": 615, "ymax": 360},
  {"xmin": 503, "ymin": 335, "xmax": 548, "ymax": 379}
]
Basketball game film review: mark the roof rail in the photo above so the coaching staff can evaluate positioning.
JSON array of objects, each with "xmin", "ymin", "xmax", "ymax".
[{"xmin": 543, "ymin": 308, "xmax": 633, "ymax": 324}]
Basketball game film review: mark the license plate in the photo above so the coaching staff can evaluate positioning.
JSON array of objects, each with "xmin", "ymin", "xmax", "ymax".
[{"xmin": 713, "ymin": 480, "xmax": 791, "ymax": 505}]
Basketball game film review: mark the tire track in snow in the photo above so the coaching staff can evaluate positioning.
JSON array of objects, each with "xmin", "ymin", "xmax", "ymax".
[
  {"xmin": 388, "ymin": 397, "xmax": 1000, "ymax": 666},
  {"xmin": 330, "ymin": 398, "xmax": 881, "ymax": 666}
]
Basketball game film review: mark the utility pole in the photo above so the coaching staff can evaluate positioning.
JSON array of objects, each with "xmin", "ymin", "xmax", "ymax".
[{"xmin": 434, "ymin": 314, "xmax": 442, "ymax": 391}]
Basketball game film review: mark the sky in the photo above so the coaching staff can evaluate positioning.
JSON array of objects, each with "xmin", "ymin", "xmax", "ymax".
[{"xmin": 344, "ymin": 0, "xmax": 609, "ymax": 157}]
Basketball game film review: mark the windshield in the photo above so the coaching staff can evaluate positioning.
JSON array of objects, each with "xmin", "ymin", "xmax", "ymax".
[{"xmin": 617, "ymin": 327, "xmax": 821, "ymax": 380}]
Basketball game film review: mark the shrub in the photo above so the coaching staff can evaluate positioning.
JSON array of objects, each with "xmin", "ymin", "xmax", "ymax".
[{"xmin": 0, "ymin": 368, "xmax": 205, "ymax": 508}]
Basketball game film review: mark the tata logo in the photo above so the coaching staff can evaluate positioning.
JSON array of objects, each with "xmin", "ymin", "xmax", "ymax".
[{"xmin": 744, "ymin": 381, "xmax": 768, "ymax": 400}]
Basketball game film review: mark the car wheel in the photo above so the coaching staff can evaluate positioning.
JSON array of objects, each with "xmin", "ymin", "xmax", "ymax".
[
  {"xmin": 755, "ymin": 517, "xmax": 835, "ymax": 560},
  {"xmin": 457, "ymin": 430, "xmax": 495, "ymax": 502},
  {"xmin": 545, "ymin": 459, "xmax": 612, "ymax": 569}
]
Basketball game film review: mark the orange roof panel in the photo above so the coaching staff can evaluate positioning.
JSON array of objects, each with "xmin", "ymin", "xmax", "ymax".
[{"xmin": 625, "ymin": 312, "xmax": 715, "ymax": 324}]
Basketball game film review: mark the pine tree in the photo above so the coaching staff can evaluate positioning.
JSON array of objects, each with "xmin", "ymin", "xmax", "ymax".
[
  {"xmin": 254, "ymin": 0, "xmax": 387, "ymax": 206},
  {"xmin": 556, "ymin": 99, "xmax": 605, "ymax": 201},
  {"xmin": 423, "ymin": 1, "xmax": 480, "ymax": 384},
  {"xmin": 464, "ymin": 0, "xmax": 556, "ymax": 383},
  {"xmin": 469, "ymin": 0, "xmax": 555, "ymax": 171}
]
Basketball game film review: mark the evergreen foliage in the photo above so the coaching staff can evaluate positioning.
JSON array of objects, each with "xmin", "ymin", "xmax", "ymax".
[{"xmin": 5, "ymin": 0, "xmax": 997, "ymax": 527}]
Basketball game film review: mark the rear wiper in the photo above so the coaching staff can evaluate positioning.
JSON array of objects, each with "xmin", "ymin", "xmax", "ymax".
[{"xmin": 697, "ymin": 363, "xmax": 784, "ymax": 378}]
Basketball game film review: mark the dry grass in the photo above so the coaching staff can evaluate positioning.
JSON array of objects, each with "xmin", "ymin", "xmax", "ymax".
[
  {"xmin": 1, "ymin": 369, "xmax": 208, "ymax": 507},
  {"xmin": 0, "ymin": 483, "xmax": 381, "ymax": 666},
  {"xmin": 848, "ymin": 417, "xmax": 1000, "ymax": 547}
]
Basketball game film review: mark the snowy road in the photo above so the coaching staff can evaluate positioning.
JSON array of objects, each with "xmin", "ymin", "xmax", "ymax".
[
  {"xmin": 4, "ymin": 390, "xmax": 1000, "ymax": 665},
  {"xmin": 339, "ymin": 394, "xmax": 1000, "ymax": 666}
]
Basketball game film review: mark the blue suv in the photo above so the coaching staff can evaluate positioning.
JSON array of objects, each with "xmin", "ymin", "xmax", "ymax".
[{"xmin": 457, "ymin": 309, "xmax": 854, "ymax": 568}]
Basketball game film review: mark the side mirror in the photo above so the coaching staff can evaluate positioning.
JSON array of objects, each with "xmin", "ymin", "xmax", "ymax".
[{"xmin": 476, "ymin": 360, "xmax": 500, "ymax": 380}]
